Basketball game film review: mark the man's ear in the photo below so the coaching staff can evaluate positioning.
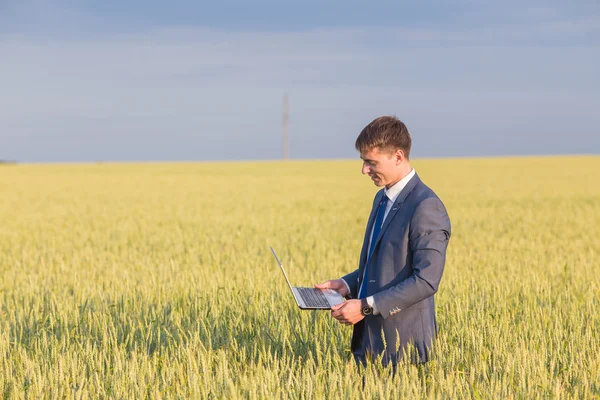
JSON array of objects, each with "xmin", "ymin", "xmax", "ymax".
[{"xmin": 394, "ymin": 149, "xmax": 405, "ymax": 165}]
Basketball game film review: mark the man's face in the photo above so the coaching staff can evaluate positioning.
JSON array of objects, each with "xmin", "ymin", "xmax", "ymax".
[{"xmin": 360, "ymin": 147, "xmax": 402, "ymax": 188}]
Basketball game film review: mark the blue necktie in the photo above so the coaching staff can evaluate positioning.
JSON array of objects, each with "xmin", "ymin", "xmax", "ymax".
[{"xmin": 358, "ymin": 194, "xmax": 388, "ymax": 298}]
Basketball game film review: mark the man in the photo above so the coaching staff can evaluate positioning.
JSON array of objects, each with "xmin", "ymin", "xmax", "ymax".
[{"xmin": 315, "ymin": 116, "xmax": 451, "ymax": 366}]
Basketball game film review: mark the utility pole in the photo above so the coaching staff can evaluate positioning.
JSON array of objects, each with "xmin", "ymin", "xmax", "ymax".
[{"xmin": 283, "ymin": 93, "xmax": 289, "ymax": 160}]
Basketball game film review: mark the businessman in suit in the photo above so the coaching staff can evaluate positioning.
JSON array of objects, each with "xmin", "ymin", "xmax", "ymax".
[{"xmin": 315, "ymin": 116, "xmax": 451, "ymax": 366}]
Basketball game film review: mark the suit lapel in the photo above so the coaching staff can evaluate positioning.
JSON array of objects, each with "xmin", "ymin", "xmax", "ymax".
[
  {"xmin": 369, "ymin": 174, "xmax": 421, "ymax": 257},
  {"xmin": 359, "ymin": 190, "xmax": 384, "ymax": 269}
]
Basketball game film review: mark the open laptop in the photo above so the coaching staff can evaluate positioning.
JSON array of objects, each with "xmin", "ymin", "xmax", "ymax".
[{"xmin": 270, "ymin": 246, "xmax": 345, "ymax": 309}]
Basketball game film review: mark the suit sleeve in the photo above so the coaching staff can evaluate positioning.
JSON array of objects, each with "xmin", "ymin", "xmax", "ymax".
[{"xmin": 372, "ymin": 196, "xmax": 451, "ymax": 319}]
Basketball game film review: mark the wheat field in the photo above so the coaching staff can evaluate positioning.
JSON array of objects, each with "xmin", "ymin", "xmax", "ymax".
[{"xmin": 0, "ymin": 156, "xmax": 599, "ymax": 399}]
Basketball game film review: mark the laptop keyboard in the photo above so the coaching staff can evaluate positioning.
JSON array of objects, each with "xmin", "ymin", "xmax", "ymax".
[{"xmin": 297, "ymin": 287, "xmax": 331, "ymax": 308}]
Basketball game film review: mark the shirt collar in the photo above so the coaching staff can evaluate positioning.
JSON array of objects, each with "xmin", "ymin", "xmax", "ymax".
[{"xmin": 384, "ymin": 168, "xmax": 416, "ymax": 203}]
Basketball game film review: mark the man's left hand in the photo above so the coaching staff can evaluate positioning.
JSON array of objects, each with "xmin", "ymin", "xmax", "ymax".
[{"xmin": 331, "ymin": 299, "xmax": 364, "ymax": 325}]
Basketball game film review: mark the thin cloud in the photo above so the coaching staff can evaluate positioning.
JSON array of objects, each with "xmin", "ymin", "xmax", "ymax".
[{"xmin": 0, "ymin": 4, "xmax": 599, "ymax": 162}]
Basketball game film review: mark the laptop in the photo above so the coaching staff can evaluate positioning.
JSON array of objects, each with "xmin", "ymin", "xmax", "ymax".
[{"xmin": 270, "ymin": 246, "xmax": 345, "ymax": 309}]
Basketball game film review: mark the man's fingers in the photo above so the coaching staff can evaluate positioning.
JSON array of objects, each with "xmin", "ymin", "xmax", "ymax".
[
  {"xmin": 331, "ymin": 302, "xmax": 347, "ymax": 318},
  {"xmin": 314, "ymin": 281, "xmax": 330, "ymax": 289},
  {"xmin": 331, "ymin": 299, "xmax": 364, "ymax": 326}
]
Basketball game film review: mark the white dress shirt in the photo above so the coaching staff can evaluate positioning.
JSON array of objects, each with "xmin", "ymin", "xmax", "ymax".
[{"xmin": 343, "ymin": 168, "xmax": 416, "ymax": 314}]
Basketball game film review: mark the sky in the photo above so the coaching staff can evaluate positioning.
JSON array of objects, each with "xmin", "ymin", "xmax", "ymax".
[{"xmin": 0, "ymin": 0, "xmax": 599, "ymax": 162}]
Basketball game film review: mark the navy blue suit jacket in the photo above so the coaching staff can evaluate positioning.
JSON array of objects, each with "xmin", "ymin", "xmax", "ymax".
[{"xmin": 342, "ymin": 173, "xmax": 451, "ymax": 364}]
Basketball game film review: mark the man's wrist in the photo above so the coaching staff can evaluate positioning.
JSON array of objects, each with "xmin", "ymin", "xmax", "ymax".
[
  {"xmin": 340, "ymin": 279, "xmax": 351, "ymax": 297},
  {"xmin": 366, "ymin": 296, "xmax": 380, "ymax": 315}
]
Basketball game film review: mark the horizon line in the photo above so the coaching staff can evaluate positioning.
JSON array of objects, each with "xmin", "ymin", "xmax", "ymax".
[{"xmin": 1, "ymin": 153, "xmax": 599, "ymax": 167}]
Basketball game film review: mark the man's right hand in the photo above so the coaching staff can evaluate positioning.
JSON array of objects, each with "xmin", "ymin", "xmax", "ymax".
[{"xmin": 314, "ymin": 279, "xmax": 350, "ymax": 297}]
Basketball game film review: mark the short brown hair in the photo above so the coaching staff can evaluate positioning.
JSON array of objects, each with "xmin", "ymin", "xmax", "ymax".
[{"xmin": 355, "ymin": 116, "xmax": 412, "ymax": 159}]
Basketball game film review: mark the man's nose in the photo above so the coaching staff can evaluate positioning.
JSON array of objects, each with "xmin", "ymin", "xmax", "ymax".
[{"xmin": 361, "ymin": 163, "xmax": 369, "ymax": 175}]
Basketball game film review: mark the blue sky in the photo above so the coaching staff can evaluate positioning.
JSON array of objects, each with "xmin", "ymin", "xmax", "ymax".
[{"xmin": 1, "ymin": 0, "xmax": 599, "ymax": 162}]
